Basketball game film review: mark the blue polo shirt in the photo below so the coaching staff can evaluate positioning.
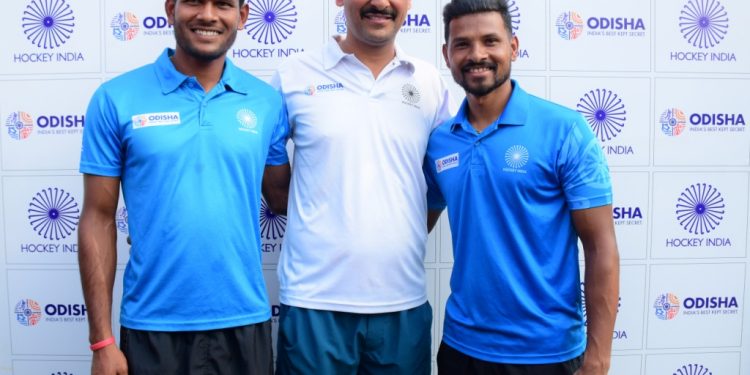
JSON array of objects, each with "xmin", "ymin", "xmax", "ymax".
[
  {"xmin": 425, "ymin": 81, "xmax": 612, "ymax": 364},
  {"xmin": 80, "ymin": 48, "xmax": 289, "ymax": 331}
]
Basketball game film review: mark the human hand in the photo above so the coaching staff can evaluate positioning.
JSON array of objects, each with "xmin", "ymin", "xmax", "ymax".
[{"xmin": 91, "ymin": 344, "xmax": 128, "ymax": 375}]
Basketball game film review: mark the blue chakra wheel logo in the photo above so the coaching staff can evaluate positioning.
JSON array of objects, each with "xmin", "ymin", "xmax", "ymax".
[
  {"xmin": 674, "ymin": 364, "xmax": 713, "ymax": 375},
  {"xmin": 260, "ymin": 197, "xmax": 286, "ymax": 240},
  {"xmin": 507, "ymin": 0, "xmax": 520, "ymax": 34},
  {"xmin": 245, "ymin": 0, "xmax": 298, "ymax": 45},
  {"xmin": 504, "ymin": 145, "xmax": 529, "ymax": 169},
  {"xmin": 15, "ymin": 299, "xmax": 42, "ymax": 326},
  {"xmin": 28, "ymin": 187, "xmax": 80, "ymax": 240},
  {"xmin": 577, "ymin": 89, "xmax": 627, "ymax": 142},
  {"xmin": 679, "ymin": 0, "xmax": 728, "ymax": 49},
  {"xmin": 675, "ymin": 183, "xmax": 724, "ymax": 235},
  {"xmin": 22, "ymin": 0, "xmax": 76, "ymax": 49}
]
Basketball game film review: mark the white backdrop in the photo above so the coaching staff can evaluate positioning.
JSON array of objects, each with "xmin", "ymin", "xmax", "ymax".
[{"xmin": 1, "ymin": 0, "xmax": 749, "ymax": 374}]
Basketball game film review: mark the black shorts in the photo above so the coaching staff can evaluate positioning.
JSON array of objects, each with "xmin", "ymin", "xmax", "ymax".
[
  {"xmin": 120, "ymin": 320, "xmax": 273, "ymax": 375},
  {"xmin": 437, "ymin": 341, "xmax": 583, "ymax": 375}
]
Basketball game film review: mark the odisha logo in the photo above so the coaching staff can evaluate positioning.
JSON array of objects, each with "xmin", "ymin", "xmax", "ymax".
[
  {"xmin": 334, "ymin": 10, "xmax": 347, "ymax": 34},
  {"xmin": 245, "ymin": 0, "xmax": 297, "ymax": 45},
  {"xmin": 576, "ymin": 89, "xmax": 626, "ymax": 142},
  {"xmin": 111, "ymin": 12, "xmax": 139, "ymax": 41},
  {"xmin": 507, "ymin": 0, "xmax": 520, "ymax": 34},
  {"xmin": 675, "ymin": 183, "xmax": 724, "ymax": 235},
  {"xmin": 504, "ymin": 145, "xmax": 529, "ymax": 169},
  {"xmin": 237, "ymin": 108, "xmax": 258, "ymax": 130},
  {"xmin": 673, "ymin": 363, "xmax": 713, "ymax": 375},
  {"xmin": 28, "ymin": 187, "xmax": 80, "ymax": 240},
  {"xmin": 556, "ymin": 11, "xmax": 584, "ymax": 40},
  {"xmin": 15, "ymin": 299, "xmax": 42, "ymax": 326},
  {"xmin": 260, "ymin": 197, "xmax": 286, "ymax": 240},
  {"xmin": 660, "ymin": 108, "xmax": 688, "ymax": 136},
  {"xmin": 402, "ymin": 84, "xmax": 421, "ymax": 104},
  {"xmin": 654, "ymin": 293, "xmax": 680, "ymax": 320},
  {"xmin": 22, "ymin": 0, "xmax": 75, "ymax": 49},
  {"xmin": 116, "ymin": 206, "xmax": 128, "ymax": 234},
  {"xmin": 679, "ymin": 0, "xmax": 728, "ymax": 49},
  {"xmin": 6, "ymin": 111, "xmax": 34, "ymax": 140}
]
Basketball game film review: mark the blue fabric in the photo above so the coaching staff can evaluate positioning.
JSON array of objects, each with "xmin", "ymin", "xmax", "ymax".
[
  {"xmin": 425, "ymin": 81, "xmax": 612, "ymax": 364},
  {"xmin": 80, "ymin": 48, "xmax": 289, "ymax": 331},
  {"xmin": 275, "ymin": 303, "xmax": 432, "ymax": 375}
]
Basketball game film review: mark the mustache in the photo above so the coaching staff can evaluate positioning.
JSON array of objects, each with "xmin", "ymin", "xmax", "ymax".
[
  {"xmin": 360, "ymin": 5, "xmax": 396, "ymax": 19},
  {"xmin": 461, "ymin": 61, "xmax": 498, "ymax": 73}
]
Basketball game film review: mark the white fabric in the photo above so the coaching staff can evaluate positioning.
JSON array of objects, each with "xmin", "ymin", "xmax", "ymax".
[{"xmin": 273, "ymin": 38, "xmax": 453, "ymax": 313}]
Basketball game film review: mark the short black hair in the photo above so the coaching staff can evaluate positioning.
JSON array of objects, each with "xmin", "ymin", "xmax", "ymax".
[{"xmin": 443, "ymin": 0, "xmax": 513, "ymax": 42}]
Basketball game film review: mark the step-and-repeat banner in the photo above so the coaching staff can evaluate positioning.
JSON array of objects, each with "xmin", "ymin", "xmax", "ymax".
[{"xmin": 1, "ymin": 0, "xmax": 749, "ymax": 374}]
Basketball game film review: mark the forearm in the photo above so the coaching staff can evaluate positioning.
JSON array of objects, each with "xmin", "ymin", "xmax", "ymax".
[
  {"xmin": 78, "ymin": 215, "xmax": 119, "ymax": 343},
  {"xmin": 581, "ymin": 242, "xmax": 620, "ymax": 372}
]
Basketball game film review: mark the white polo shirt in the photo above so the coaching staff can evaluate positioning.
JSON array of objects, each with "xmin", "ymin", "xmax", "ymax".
[{"xmin": 272, "ymin": 38, "xmax": 453, "ymax": 313}]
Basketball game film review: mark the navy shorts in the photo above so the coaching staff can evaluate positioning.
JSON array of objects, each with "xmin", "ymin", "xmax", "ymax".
[{"xmin": 275, "ymin": 302, "xmax": 432, "ymax": 375}]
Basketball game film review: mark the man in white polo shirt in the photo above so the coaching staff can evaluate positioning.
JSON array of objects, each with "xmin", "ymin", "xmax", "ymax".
[{"xmin": 266, "ymin": 0, "xmax": 453, "ymax": 373}]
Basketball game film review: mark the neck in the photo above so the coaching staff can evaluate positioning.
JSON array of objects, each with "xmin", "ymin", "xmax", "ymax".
[
  {"xmin": 336, "ymin": 35, "xmax": 396, "ymax": 79},
  {"xmin": 170, "ymin": 49, "xmax": 226, "ymax": 93},
  {"xmin": 466, "ymin": 82, "xmax": 513, "ymax": 133}
]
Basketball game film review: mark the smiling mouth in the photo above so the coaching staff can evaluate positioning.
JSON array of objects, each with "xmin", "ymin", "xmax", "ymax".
[{"xmin": 194, "ymin": 28, "xmax": 220, "ymax": 36}]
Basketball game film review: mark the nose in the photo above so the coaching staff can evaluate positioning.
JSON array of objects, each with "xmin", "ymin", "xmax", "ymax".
[
  {"xmin": 196, "ymin": 2, "xmax": 218, "ymax": 20},
  {"xmin": 468, "ymin": 43, "xmax": 488, "ymax": 62},
  {"xmin": 369, "ymin": 0, "xmax": 389, "ymax": 8}
]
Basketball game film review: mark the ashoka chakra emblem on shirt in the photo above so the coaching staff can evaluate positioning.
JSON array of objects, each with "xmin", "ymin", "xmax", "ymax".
[{"xmin": 402, "ymin": 84, "xmax": 421, "ymax": 104}]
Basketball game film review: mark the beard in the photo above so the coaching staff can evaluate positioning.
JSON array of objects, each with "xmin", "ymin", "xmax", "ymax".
[{"xmin": 457, "ymin": 61, "xmax": 511, "ymax": 98}]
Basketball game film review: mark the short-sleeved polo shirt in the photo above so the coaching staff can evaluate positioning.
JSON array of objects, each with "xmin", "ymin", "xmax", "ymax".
[
  {"xmin": 424, "ymin": 81, "xmax": 612, "ymax": 363},
  {"xmin": 273, "ymin": 38, "xmax": 453, "ymax": 313},
  {"xmin": 80, "ymin": 48, "xmax": 289, "ymax": 331}
]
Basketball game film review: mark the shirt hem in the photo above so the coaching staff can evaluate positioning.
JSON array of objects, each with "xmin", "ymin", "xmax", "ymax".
[
  {"xmin": 443, "ymin": 334, "xmax": 586, "ymax": 364},
  {"xmin": 280, "ymin": 294, "xmax": 427, "ymax": 314},
  {"xmin": 120, "ymin": 311, "xmax": 271, "ymax": 332}
]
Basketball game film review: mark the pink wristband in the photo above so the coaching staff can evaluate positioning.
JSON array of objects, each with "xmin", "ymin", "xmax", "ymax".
[{"xmin": 90, "ymin": 336, "xmax": 115, "ymax": 351}]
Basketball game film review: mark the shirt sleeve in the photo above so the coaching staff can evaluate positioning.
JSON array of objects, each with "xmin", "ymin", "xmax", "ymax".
[
  {"xmin": 432, "ymin": 75, "xmax": 458, "ymax": 130},
  {"xmin": 265, "ymin": 93, "xmax": 290, "ymax": 166},
  {"xmin": 558, "ymin": 114, "xmax": 613, "ymax": 210},
  {"xmin": 424, "ymin": 156, "xmax": 447, "ymax": 211},
  {"xmin": 79, "ymin": 85, "xmax": 123, "ymax": 177}
]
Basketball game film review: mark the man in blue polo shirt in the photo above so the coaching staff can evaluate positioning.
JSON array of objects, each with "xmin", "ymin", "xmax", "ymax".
[
  {"xmin": 78, "ymin": 0, "xmax": 288, "ymax": 374},
  {"xmin": 425, "ymin": 1, "xmax": 620, "ymax": 374}
]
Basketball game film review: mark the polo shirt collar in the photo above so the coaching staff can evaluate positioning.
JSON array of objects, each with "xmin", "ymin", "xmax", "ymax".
[
  {"xmin": 322, "ymin": 36, "xmax": 415, "ymax": 72},
  {"xmin": 154, "ymin": 48, "xmax": 249, "ymax": 95},
  {"xmin": 450, "ymin": 80, "xmax": 529, "ymax": 134}
]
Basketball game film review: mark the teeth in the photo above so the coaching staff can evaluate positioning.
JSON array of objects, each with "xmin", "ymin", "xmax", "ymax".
[{"xmin": 195, "ymin": 29, "xmax": 219, "ymax": 36}]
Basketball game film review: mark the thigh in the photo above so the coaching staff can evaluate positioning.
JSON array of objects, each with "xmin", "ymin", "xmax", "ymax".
[
  {"xmin": 275, "ymin": 305, "xmax": 362, "ymax": 375},
  {"xmin": 121, "ymin": 323, "xmax": 273, "ymax": 375},
  {"xmin": 359, "ymin": 302, "xmax": 432, "ymax": 375},
  {"xmin": 120, "ymin": 326, "xmax": 189, "ymax": 375},
  {"xmin": 209, "ymin": 321, "xmax": 273, "ymax": 375}
]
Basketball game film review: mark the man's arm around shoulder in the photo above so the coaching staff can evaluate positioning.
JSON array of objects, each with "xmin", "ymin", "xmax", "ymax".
[
  {"xmin": 572, "ymin": 204, "xmax": 620, "ymax": 375},
  {"xmin": 78, "ymin": 174, "xmax": 128, "ymax": 375}
]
